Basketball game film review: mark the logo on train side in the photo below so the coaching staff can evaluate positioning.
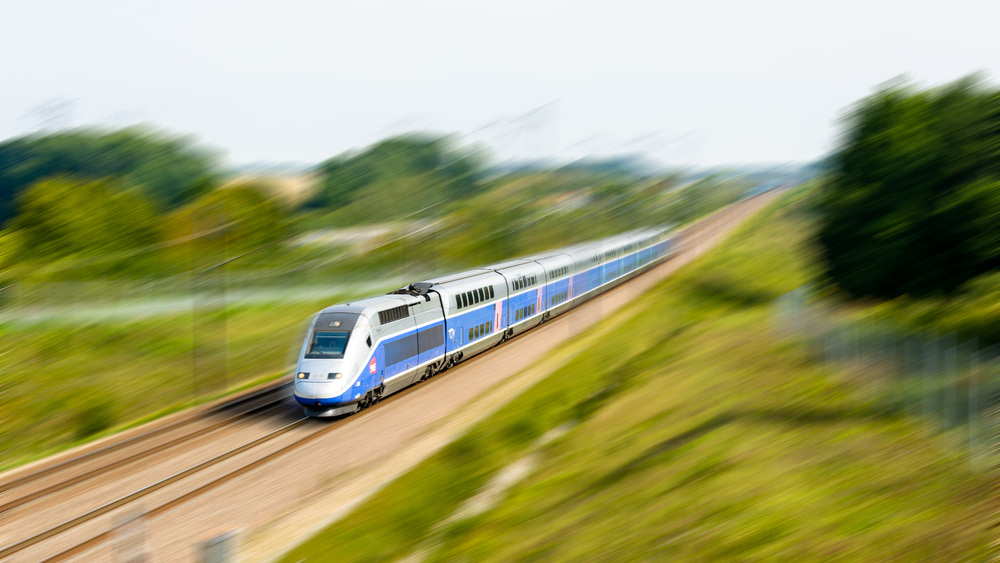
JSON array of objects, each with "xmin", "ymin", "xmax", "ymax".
[{"xmin": 369, "ymin": 357, "xmax": 377, "ymax": 375}]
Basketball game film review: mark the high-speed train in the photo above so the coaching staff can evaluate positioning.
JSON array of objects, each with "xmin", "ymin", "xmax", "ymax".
[{"xmin": 292, "ymin": 227, "xmax": 675, "ymax": 417}]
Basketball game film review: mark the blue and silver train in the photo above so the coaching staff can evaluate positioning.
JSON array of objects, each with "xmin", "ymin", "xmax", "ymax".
[{"xmin": 292, "ymin": 227, "xmax": 675, "ymax": 416}]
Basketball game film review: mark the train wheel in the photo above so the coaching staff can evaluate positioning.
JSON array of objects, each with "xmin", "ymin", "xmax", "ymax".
[{"xmin": 359, "ymin": 390, "xmax": 373, "ymax": 410}]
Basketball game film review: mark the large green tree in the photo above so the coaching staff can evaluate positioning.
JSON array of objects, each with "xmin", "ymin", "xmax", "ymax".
[
  {"xmin": 817, "ymin": 77, "xmax": 1000, "ymax": 298},
  {"xmin": 0, "ymin": 126, "xmax": 219, "ymax": 224}
]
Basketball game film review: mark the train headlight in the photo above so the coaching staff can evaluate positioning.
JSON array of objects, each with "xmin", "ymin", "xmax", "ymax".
[
  {"xmin": 297, "ymin": 372, "xmax": 309, "ymax": 379},
  {"xmin": 328, "ymin": 372, "xmax": 342, "ymax": 379}
]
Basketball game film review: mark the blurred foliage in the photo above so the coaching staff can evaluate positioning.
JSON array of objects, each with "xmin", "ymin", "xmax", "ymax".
[
  {"xmin": 349, "ymin": 171, "xmax": 737, "ymax": 275},
  {"xmin": 818, "ymin": 76, "xmax": 1000, "ymax": 298},
  {"xmin": 306, "ymin": 135, "xmax": 482, "ymax": 218},
  {"xmin": 0, "ymin": 126, "xmax": 219, "ymax": 224},
  {"xmin": 0, "ymin": 123, "xmax": 758, "ymax": 286},
  {"xmin": 662, "ymin": 175, "xmax": 751, "ymax": 226},
  {"xmin": 162, "ymin": 182, "xmax": 290, "ymax": 269},
  {"xmin": 860, "ymin": 270, "xmax": 1000, "ymax": 347},
  {"xmin": 283, "ymin": 195, "xmax": 992, "ymax": 563},
  {"xmin": 10, "ymin": 177, "xmax": 159, "ymax": 260}
]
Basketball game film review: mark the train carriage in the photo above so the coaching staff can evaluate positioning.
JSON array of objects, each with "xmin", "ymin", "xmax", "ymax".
[
  {"xmin": 421, "ymin": 270, "xmax": 508, "ymax": 365},
  {"xmin": 481, "ymin": 259, "xmax": 547, "ymax": 338}
]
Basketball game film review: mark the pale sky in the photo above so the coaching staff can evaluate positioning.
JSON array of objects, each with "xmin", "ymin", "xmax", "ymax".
[{"xmin": 2, "ymin": 0, "xmax": 998, "ymax": 166}]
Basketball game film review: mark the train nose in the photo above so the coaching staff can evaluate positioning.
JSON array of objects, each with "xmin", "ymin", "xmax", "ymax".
[
  {"xmin": 294, "ymin": 359, "xmax": 346, "ymax": 384},
  {"xmin": 294, "ymin": 380, "xmax": 345, "ymax": 399}
]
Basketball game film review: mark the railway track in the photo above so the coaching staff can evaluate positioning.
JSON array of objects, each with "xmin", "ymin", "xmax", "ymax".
[
  {"xmin": 0, "ymin": 354, "xmax": 466, "ymax": 562},
  {"xmin": 0, "ymin": 194, "xmax": 774, "ymax": 562},
  {"xmin": 0, "ymin": 382, "xmax": 289, "ymax": 511}
]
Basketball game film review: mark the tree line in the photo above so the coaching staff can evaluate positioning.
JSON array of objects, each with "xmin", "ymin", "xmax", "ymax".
[{"xmin": 0, "ymin": 128, "xmax": 483, "ymax": 281}]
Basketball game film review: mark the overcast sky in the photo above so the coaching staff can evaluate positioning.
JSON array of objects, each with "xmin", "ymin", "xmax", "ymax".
[{"xmin": 2, "ymin": 0, "xmax": 998, "ymax": 166}]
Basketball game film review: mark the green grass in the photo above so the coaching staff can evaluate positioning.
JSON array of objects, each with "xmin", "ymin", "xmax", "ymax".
[
  {"xmin": 0, "ymin": 294, "xmax": 355, "ymax": 471},
  {"xmin": 854, "ymin": 270, "xmax": 1000, "ymax": 347},
  {"xmin": 280, "ymin": 195, "xmax": 993, "ymax": 562}
]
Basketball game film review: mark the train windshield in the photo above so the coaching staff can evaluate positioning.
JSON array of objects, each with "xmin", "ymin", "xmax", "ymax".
[{"xmin": 305, "ymin": 331, "xmax": 349, "ymax": 358}]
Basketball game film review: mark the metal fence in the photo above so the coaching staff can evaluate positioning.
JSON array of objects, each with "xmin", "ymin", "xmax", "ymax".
[{"xmin": 773, "ymin": 288, "xmax": 998, "ymax": 471}]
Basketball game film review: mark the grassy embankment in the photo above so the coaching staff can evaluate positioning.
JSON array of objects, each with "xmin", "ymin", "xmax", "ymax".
[{"xmin": 282, "ymin": 194, "xmax": 993, "ymax": 562}]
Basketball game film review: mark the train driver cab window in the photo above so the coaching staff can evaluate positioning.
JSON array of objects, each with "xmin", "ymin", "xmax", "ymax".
[{"xmin": 305, "ymin": 331, "xmax": 349, "ymax": 359}]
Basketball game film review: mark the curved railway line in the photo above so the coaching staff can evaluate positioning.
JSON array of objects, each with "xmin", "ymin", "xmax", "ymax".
[{"xmin": 0, "ymin": 194, "xmax": 775, "ymax": 562}]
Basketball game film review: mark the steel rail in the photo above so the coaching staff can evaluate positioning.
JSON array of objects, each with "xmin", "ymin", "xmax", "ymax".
[
  {"xmin": 0, "ymin": 391, "xmax": 287, "ymax": 516},
  {"xmin": 0, "ymin": 380, "xmax": 288, "ymax": 496},
  {"xmin": 0, "ymin": 417, "xmax": 307, "ymax": 560}
]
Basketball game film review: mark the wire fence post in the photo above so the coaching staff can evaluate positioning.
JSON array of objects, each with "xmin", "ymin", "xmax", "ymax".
[
  {"xmin": 924, "ymin": 334, "xmax": 937, "ymax": 430},
  {"xmin": 904, "ymin": 337, "xmax": 915, "ymax": 419},
  {"xmin": 943, "ymin": 333, "xmax": 957, "ymax": 431},
  {"xmin": 968, "ymin": 346, "xmax": 980, "ymax": 470}
]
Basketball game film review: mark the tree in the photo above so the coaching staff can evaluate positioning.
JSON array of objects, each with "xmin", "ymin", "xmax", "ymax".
[
  {"xmin": 162, "ymin": 184, "xmax": 290, "ymax": 269},
  {"xmin": 307, "ymin": 135, "xmax": 482, "ymax": 214},
  {"xmin": 0, "ymin": 126, "xmax": 219, "ymax": 225},
  {"xmin": 817, "ymin": 77, "xmax": 1000, "ymax": 298},
  {"xmin": 8, "ymin": 176, "xmax": 160, "ymax": 266}
]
